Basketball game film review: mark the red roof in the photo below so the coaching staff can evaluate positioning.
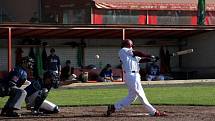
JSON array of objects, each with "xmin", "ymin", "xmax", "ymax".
[{"xmin": 93, "ymin": 0, "xmax": 215, "ymax": 11}]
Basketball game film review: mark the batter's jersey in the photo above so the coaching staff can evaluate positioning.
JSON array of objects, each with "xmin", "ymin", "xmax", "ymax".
[{"xmin": 119, "ymin": 47, "xmax": 141, "ymax": 73}]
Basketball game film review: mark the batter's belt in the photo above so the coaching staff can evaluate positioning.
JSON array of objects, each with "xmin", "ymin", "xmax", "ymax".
[{"xmin": 123, "ymin": 71, "xmax": 139, "ymax": 74}]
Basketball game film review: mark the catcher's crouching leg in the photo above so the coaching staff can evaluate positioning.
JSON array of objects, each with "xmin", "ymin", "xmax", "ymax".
[
  {"xmin": 40, "ymin": 100, "xmax": 59, "ymax": 114},
  {"xmin": 26, "ymin": 89, "xmax": 48, "ymax": 115}
]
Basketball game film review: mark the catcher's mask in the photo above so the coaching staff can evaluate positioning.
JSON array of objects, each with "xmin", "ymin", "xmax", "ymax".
[
  {"xmin": 43, "ymin": 71, "xmax": 60, "ymax": 89},
  {"xmin": 21, "ymin": 56, "xmax": 34, "ymax": 69}
]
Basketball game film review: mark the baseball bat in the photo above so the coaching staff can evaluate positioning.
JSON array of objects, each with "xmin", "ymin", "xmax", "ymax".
[{"xmin": 172, "ymin": 49, "xmax": 194, "ymax": 56}]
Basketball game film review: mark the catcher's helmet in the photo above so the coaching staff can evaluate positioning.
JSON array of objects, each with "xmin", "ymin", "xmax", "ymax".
[
  {"xmin": 43, "ymin": 71, "xmax": 60, "ymax": 89},
  {"xmin": 21, "ymin": 56, "xmax": 34, "ymax": 69}
]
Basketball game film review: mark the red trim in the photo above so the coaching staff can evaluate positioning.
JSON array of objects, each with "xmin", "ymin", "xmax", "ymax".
[
  {"xmin": 8, "ymin": 28, "xmax": 12, "ymax": 72},
  {"xmin": 93, "ymin": 9, "xmax": 103, "ymax": 24},
  {"xmin": 205, "ymin": 16, "xmax": 209, "ymax": 25},
  {"xmin": 191, "ymin": 16, "xmax": 211, "ymax": 25},
  {"xmin": 138, "ymin": 15, "xmax": 146, "ymax": 24},
  {"xmin": 191, "ymin": 16, "xmax": 197, "ymax": 25},
  {"xmin": 148, "ymin": 16, "xmax": 157, "ymax": 25}
]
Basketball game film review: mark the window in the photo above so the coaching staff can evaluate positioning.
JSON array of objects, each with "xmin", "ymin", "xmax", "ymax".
[
  {"xmin": 102, "ymin": 9, "xmax": 144, "ymax": 24},
  {"xmin": 63, "ymin": 8, "xmax": 91, "ymax": 24},
  {"xmin": 153, "ymin": 10, "xmax": 194, "ymax": 25}
]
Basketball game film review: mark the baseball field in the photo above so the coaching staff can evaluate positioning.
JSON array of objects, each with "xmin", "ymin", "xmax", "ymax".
[{"xmin": 0, "ymin": 80, "xmax": 215, "ymax": 121}]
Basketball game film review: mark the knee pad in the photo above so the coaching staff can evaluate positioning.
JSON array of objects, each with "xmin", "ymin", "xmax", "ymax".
[{"xmin": 40, "ymin": 89, "xmax": 48, "ymax": 98}]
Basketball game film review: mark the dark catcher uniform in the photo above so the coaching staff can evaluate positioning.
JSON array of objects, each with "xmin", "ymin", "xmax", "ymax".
[
  {"xmin": 0, "ymin": 57, "xmax": 34, "ymax": 117},
  {"xmin": 25, "ymin": 71, "xmax": 59, "ymax": 115}
]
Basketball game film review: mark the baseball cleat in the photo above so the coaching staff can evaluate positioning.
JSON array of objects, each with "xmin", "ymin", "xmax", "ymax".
[
  {"xmin": 31, "ymin": 109, "xmax": 43, "ymax": 116},
  {"xmin": 5, "ymin": 111, "xmax": 20, "ymax": 117},
  {"xmin": 106, "ymin": 105, "xmax": 115, "ymax": 116},
  {"xmin": 153, "ymin": 110, "xmax": 167, "ymax": 117},
  {"xmin": 0, "ymin": 107, "xmax": 7, "ymax": 116},
  {"xmin": 1, "ymin": 108, "xmax": 20, "ymax": 117}
]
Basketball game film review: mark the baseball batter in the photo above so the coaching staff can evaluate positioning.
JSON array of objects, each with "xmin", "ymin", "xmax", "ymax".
[{"xmin": 107, "ymin": 39, "xmax": 167, "ymax": 117}]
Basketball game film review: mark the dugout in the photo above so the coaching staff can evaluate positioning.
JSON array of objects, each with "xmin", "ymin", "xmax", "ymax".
[
  {"xmin": 0, "ymin": 24, "xmax": 215, "ymax": 80},
  {"xmin": 1, "ymin": 0, "xmax": 215, "ymax": 80}
]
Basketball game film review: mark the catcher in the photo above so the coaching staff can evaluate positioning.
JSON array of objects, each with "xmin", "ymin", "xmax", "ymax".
[
  {"xmin": 0, "ymin": 56, "xmax": 33, "ymax": 117},
  {"xmin": 24, "ymin": 71, "xmax": 60, "ymax": 115}
]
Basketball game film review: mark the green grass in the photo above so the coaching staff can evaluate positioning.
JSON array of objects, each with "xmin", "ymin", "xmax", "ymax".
[{"xmin": 0, "ymin": 84, "xmax": 215, "ymax": 108}]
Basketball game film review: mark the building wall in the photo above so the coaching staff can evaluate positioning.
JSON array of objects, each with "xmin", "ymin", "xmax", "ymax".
[
  {"xmin": 0, "ymin": 47, "xmax": 77, "ymax": 71},
  {"xmin": 1, "ymin": 0, "xmax": 39, "ymax": 22},
  {"xmin": 3, "ymin": 33, "xmax": 215, "ymax": 79},
  {"xmin": 0, "ymin": 38, "xmax": 179, "ymax": 72},
  {"xmin": 182, "ymin": 31, "xmax": 215, "ymax": 77}
]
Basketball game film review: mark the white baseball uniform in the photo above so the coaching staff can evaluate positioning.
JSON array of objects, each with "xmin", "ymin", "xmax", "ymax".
[{"xmin": 114, "ymin": 47, "xmax": 156, "ymax": 115}]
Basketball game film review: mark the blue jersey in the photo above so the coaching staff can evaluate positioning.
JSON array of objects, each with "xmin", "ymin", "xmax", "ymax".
[
  {"xmin": 47, "ymin": 55, "xmax": 60, "ymax": 71},
  {"xmin": 147, "ymin": 63, "xmax": 160, "ymax": 76},
  {"xmin": 100, "ymin": 69, "xmax": 113, "ymax": 78},
  {"xmin": 4, "ymin": 66, "xmax": 27, "ymax": 87}
]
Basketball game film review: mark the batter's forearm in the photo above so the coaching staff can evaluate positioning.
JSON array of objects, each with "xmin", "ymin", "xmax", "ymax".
[
  {"xmin": 139, "ymin": 58, "xmax": 151, "ymax": 63},
  {"xmin": 133, "ymin": 50, "xmax": 151, "ymax": 57}
]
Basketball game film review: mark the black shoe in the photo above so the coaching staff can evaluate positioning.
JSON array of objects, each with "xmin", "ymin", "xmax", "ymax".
[
  {"xmin": 107, "ymin": 105, "xmax": 115, "ymax": 117},
  {"xmin": 31, "ymin": 109, "xmax": 43, "ymax": 116},
  {"xmin": 5, "ymin": 111, "xmax": 20, "ymax": 117},
  {"xmin": 0, "ymin": 107, "xmax": 7, "ymax": 116}
]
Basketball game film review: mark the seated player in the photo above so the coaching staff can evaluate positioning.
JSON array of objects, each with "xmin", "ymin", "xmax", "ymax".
[
  {"xmin": 24, "ymin": 71, "xmax": 60, "ymax": 115},
  {"xmin": 60, "ymin": 60, "xmax": 76, "ymax": 81},
  {"xmin": 0, "ymin": 56, "xmax": 34, "ymax": 117},
  {"xmin": 98, "ymin": 64, "xmax": 113, "ymax": 82},
  {"xmin": 145, "ymin": 58, "xmax": 164, "ymax": 81}
]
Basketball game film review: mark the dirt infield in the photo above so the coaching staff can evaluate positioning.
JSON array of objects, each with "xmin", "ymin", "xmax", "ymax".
[{"xmin": 1, "ymin": 105, "xmax": 215, "ymax": 121}]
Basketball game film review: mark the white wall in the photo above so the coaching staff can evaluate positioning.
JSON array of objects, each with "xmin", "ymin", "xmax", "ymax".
[
  {"xmin": 0, "ymin": 47, "xmax": 77, "ymax": 71},
  {"xmin": 182, "ymin": 31, "xmax": 215, "ymax": 74},
  {"xmin": 85, "ymin": 47, "xmax": 120, "ymax": 68},
  {"xmin": 0, "ymin": 38, "xmax": 179, "ymax": 71}
]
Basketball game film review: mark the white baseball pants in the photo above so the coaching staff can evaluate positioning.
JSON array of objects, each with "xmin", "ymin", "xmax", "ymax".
[{"xmin": 114, "ymin": 73, "xmax": 156, "ymax": 115}]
